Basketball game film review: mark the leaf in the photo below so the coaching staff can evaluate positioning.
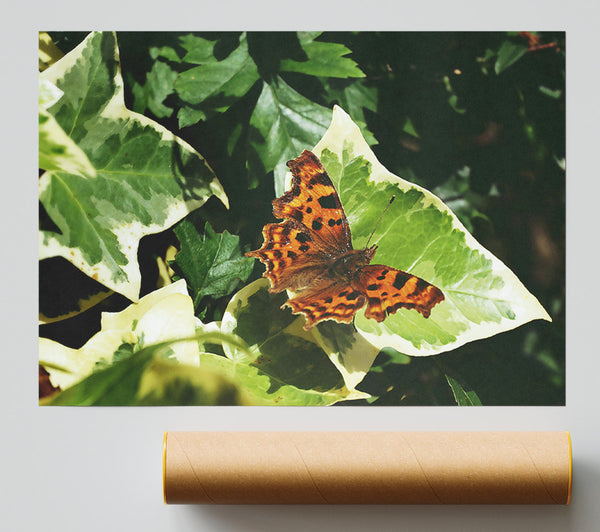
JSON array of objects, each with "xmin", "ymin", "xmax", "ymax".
[
  {"xmin": 172, "ymin": 218, "xmax": 254, "ymax": 310},
  {"xmin": 38, "ymin": 257, "xmax": 112, "ymax": 323},
  {"xmin": 539, "ymin": 85, "xmax": 562, "ymax": 99},
  {"xmin": 432, "ymin": 166, "xmax": 490, "ymax": 233},
  {"xmin": 130, "ymin": 59, "xmax": 178, "ymax": 118},
  {"xmin": 43, "ymin": 339, "xmax": 250, "ymax": 406},
  {"xmin": 39, "ymin": 280, "xmax": 199, "ymax": 391},
  {"xmin": 445, "ymin": 374, "xmax": 482, "ymax": 406},
  {"xmin": 495, "ymin": 41, "xmax": 528, "ymax": 74},
  {"xmin": 135, "ymin": 356, "xmax": 251, "ymax": 406},
  {"xmin": 175, "ymin": 32, "xmax": 259, "ymax": 108},
  {"xmin": 249, "ymin": 76, "xmax": 332, "ymax": 195},
  {"xmin": 39, "ymin": 32, "xmax": 64, "ymax": 71},
  {"xmin": 321, "ymin": 78, "xmax": 378, "ymax": 145},
  {"xmin": 301, "ymin": 106, "xmax": 550, "ymax": 358},
  {"xmin": 196, "ymin": 351, "xmax": 366, "ymax": 406},
  {"xmin": 177, "ymin": 106, "xmax": 207, "ymax": 128},
  {"xmin": 178, "ymin": 34, "xmax": 218, "ymax": 64},
  {"xmin": 44, "ymin": 341, "xmax": 157, "ymax": 405},
  {"xmin": 280, "ymin": 32, "xmax": 365, "ymax": 79},
  {"xmin": 39, "ymin": 78, "xmax": 96, "ymax": 177},
  {"xmin": 150, "ymin": 45, "xmax": 182, "ymax": 63},
  {"xmin": 220, "ymin": 279, "xmax": 370, "ymax": 401},
  {"xmin": 39, "ymin": 32, "xmax": 228, "ymax": 301},
  {"xmin": 443, "ymin": 75, "xmax": 465, "ymax": 114}
]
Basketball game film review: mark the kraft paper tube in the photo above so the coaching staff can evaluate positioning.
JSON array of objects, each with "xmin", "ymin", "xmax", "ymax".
[{"xmin": 163, "ymin": 431, "xmax": 572, "ymax": 505}]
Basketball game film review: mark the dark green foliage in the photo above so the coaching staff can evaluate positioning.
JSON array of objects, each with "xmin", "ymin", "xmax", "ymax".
[{"xmin": 171, "ymin": 215, "xmax": 254, "ymax": 312}]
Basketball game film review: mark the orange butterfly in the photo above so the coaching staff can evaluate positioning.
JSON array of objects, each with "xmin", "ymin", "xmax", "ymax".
[{"xmin": 247, "ymin": 150, "xmax": 444, "ymax": 330}]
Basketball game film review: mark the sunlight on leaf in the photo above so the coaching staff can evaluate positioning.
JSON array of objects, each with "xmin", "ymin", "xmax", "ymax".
[
  {"xmin": 39, "ymin": 280, "xmax": 199, "ymax": 391},
  {"xmin": 283, "ymin": 106, "xmax": 551, "ymax": 358},
  {"xmin": 39, "ymin": 32, "xmax": 228, "ymax": 301}
]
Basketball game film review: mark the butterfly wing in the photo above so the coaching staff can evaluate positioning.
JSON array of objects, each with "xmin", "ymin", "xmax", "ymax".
[
  {"xmin": 283, "ymin": 278, "xmax": 367, "ymax": 330},
  {"xmin": 246, "ymin": 219, "xmax": 330, "ymax": 293},
  {"xmin": 353, "ymin": 265, "xmax": 445, "ymax": 321},
  {"xmin": 248, "ymin": 149, "xmax": 444, "ymax": 329},
  {"xmin": 247, "ymin": 150, "xmax": 353, "ymax": 294},
  {"xmin": 274, "ymin": 150, "xmax": 352, "ymax": 254}
]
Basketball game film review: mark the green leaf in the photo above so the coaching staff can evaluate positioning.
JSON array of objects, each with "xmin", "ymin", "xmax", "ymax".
[
  {"xmin": 39, "ymin": 32, "xmax": 228, "ymax": 301},
  {"xmin": 177, "ymin": 106, "xmax": 207, "ymax": 128},
  {"xmin": 39, "ymin": 78, "xmax": 96, "ymax": 177},
  {"xmin": 175, "ymin": 32, "xmax": 259, "ymax": 108},
  {"xmin": 149, "ymin": 45, "xmax": 181, "ymax": 63},
  {"xmin": 539, "ymin": 85, "xmax": 562, "ymax": 99},
  {"xmin": 445, "ymin": 374, "xmax": 482, "ymax": 406},
  {"xmin": 44, "ymin": 341, "xmax": 156, "ymax": 405},
  {"xmin": 131, "ymin": 60, "xmax": 178, "ymax": 118},
  {"xmin": 304, "ymin": 106, "xmax": 551, "ymax": 358},
  {"xmin": 39, "ymin": 280, "xmax": 200, "ymax": 391},
  {"xmin": 196, "ymin": 351, "xmax": 365, "ymax": 406},
  {"xmin": 321, "ymin": 79, "xmax": 378, "ymax": 145},
  {"xmin": 402, "ymin": 117, "xmax": 419, "ymax": 138},
  {"xmin": 220, "ymin": 279, "xmax": 370, "ymax": 402},
  {"xmin": 443, "ymin": 75, "xmax": 465, "ymax": 114},
  {"xmin": 495, "ymin": 41, "xmax": 528, "ymax": 74},
  {"xmin": 178, "ymin": 34, "xmax": 218, "ymax": 64},
  {"xmin": 280, "ymin": 32, "xmax": 365, "ymax": 79},
  {"xmin": 172, "ymin": 218, "xmax": 254, "ymax": 311},
  {"xmin": 135, "ymin": 356, "xmax": 250, "ymax": 406},
  {"xmin": 249, "ymin": 76, "xmax": 332, "ymax": 195},
  {"xmin": 44, "ymin": 340, "xmax": 250, "ymax": 406}
]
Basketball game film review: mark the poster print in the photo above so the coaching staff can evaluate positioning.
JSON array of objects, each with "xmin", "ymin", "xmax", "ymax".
[{"xmin": 39, "ymin": 31, "xmax": 565, "ymax": 406}]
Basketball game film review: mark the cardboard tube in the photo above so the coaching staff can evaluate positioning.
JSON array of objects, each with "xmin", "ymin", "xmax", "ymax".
[{"xmin": 163, "ymin": 431, "xmax": 572, "ymax": 505}]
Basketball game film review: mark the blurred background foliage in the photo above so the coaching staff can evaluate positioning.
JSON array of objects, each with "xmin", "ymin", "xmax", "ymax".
[{"xmin": 42, "ymin": 31, "xmax": 565, "ymax": 405}]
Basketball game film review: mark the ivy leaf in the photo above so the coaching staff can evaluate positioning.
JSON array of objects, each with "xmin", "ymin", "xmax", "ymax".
[
  {"xmin": 172, "ymin": 218, "xmax": 254, "ymax": 311},
  {"xmin": 495, "ymin": 41, "xmax": 528, "ymax": 74},
  {"xmin": 39, "ymin": 32, "xmax": 228, "ymax": 301},
  {"xmin": 135, "ymin": 356, "xmax": 251, "ymax": 406},
  {"xmin": 44, "ymin": 341, "xmax": 250, "ymax": 406},
  {"xmin": 220, "ymin": 279, "xmax": 374, "ymax": 396},
  {"xmin": 249, "ymin": 76, "xmax": 332, "ymax": 194},
  {"xmin": 196, "ymin": 351, "xmax": 367, "ymax": 406},
  {"xmin": 39, "ymin": 280, "xmax": 199, "ymax": 392},
  {"xmin": 38, "ymin": 257, "xmax": 112, "ymax": 323},
  {"xmin": 321, "ymin": 78, "xmax": 378, "ymax": 145},
  {"xmin": 178, "ymin": 34, "xmax": 218, "ymax": 64},
  {"xmin": 291, "ymin": 107, "xmax": 551, "ymax": 358},
  {"xmin": 175, "ymin": 32, "xmax": 259, "ymax": 108},
  {"xmin": 445, "ymin": 374, "xmax": 482, "ymax": 406},
  {"xmin": 177, "ymin": 106, "xmax": 207, "ymax": 128},
  {"xmin": 149, "ymin": 45, "xmax": 182, "ymax": 63},
  {"xmin": 130, "ymin": 59, "xmax": 178, "ymax": 118},
  {"xmin": 39, "ymin": 78, "xmax": 96, "ymax": 177},
  {"xmin": 280, "ymin": 32, "xmax": 365, "ymax": 79}
]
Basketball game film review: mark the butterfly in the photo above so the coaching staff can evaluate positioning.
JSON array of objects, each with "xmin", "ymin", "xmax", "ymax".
[{"xmin": 246, "ymin": 150, "xmax": 444, "ymax": 330}]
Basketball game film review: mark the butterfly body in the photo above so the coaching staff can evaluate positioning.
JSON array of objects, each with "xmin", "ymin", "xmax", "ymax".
[
  {"xmin": 329, "ymin": 246, "xmax": 377, "ymax": 280},
  {"xmin": 247, "ymin": 150, "xmax": 444, "ymax": 330}
]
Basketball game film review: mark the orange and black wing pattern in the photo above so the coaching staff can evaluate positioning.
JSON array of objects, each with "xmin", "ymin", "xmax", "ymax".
[{"xmin": 352, "ymin": 265, "xmax": 445, "ymax": 321}]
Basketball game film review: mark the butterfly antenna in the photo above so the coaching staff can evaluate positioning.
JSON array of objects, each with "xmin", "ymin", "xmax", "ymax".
[{"xmin": 365, "ymin": 195, "xmax": 396, "ymax": 248}]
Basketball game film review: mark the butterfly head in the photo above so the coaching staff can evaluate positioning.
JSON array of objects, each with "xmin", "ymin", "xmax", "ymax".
[{"xmin": 363, "ymin": 244, "xmax": 378, "ymax": 263}]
